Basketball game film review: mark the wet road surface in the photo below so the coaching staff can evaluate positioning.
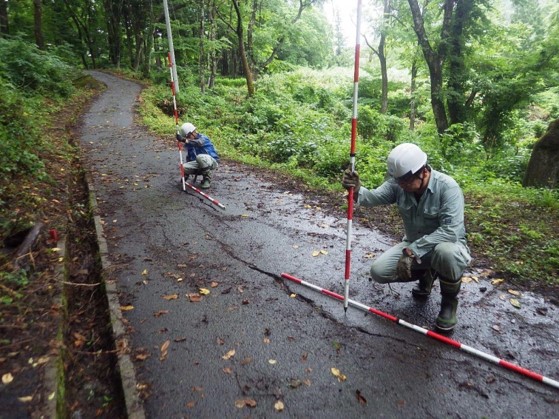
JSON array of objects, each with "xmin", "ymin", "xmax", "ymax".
[{"xmin": 79, "ymin": 71, "xmax": 559, "ymax": 417}]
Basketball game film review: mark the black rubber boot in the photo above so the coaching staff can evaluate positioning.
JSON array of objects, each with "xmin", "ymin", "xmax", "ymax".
[
  {"xmin": 411, "ymin": 270, "xmax": 436, "ymax": 298},
  {"xmin": 200, "ymin": 171, "xmax": 211, "ymax": 189},
  {"xmin": 435, "ymin": 278, "xmax": 461, "ymax": 332}
]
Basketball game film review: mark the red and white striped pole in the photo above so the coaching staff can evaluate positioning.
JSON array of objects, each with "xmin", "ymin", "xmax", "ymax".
[
  {"xmin": 167, "ymin": 53, "xmax": 225, "ymax": 210},
  {"xmin": 281, "ymin": 272, "xmax": 559, "ymax": 391},
  {"xmin": 183, "ymin": 181, "xmax": 226, "ymax": 209},
  {"xmin": 344, "ymin": 0, "xmax": 363, "ymax": 311},
  {"xmin": 167, "ymin": 52, "xmax": 186, "ymax": 192}
]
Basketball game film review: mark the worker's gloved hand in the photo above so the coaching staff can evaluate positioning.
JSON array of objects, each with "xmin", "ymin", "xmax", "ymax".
[
  {"xmin": 342, "ymin": 169, "xmax": 361, "ymax": 192},
  {"xmin": 396, "ymin": 254, "xmax": 414, "ymax": 281},
  {"xmin": 176, "ymin": 133, "xmax": 186, "ymax": 143}
]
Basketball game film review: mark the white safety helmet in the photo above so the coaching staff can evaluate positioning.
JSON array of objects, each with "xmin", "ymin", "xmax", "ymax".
[
  {"xmin": 179, "ymin": 122, "xmax": 196, "ymax": 137},
  {"xmin": 387, "ymin": 143, "xmax": 427, "ymax": 179}
]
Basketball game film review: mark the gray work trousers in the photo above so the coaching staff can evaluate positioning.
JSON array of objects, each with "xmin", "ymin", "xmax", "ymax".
[
  {"xmin": 370, "ymin": 241, "xmax": 471, "ymax": 283},
  {"xmin": 183, "ymin": 154, "xmax": 218, "ymax": 175}
]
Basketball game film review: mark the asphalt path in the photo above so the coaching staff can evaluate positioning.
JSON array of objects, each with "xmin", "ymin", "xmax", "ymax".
[{"xmin": 79, "ymin": 71, "xmax": 559, "ymax": 418}]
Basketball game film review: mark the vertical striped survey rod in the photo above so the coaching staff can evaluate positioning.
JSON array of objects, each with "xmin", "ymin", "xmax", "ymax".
[
  {"xmin": 280, "ymin": 272, "xmax": 559, "ymax": 391},
  {"xmin": 344, "ymin": 0, "xmax": 363, "ymax": 311},
  {"xmin": 167, "ymin": 52, "xmax": 186, "ymax": 192}
]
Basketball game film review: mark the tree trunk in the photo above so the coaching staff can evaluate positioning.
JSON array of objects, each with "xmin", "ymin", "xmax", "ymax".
[
  {"xmin": 33, "ymin": 0, "xmax": 45, "ymax": 49},
  {"xmin": 104, "ymin": 0, "xmax": 122, "ymax": 67},
  {"xmin": 523, "ymin": 119, "xmax": 559, "ymax": 188},
  {"xmin": 199, "ymin": 0, "xmax": 206, "ymax": 93},
  {"xmin": 407, "ymin": 0, "xmax": 455, "ymax": 134},
  {"xmin": 208, "ymin": 0, "xmax": 217, "ymax": 88},
  {"xmin": 231, "ymin": 0, "xmax": 255, "ymax": 97},
  {"xmin": 447, "ymin": 0, "xmax": 473, "ymax": 125},
  {"xmin": 409, "ymin": 56, "xmax": 418, "ymax": 130},
  {"xmin": 0, "ymin": 0, "xmax": 8, "ymax": 34}
]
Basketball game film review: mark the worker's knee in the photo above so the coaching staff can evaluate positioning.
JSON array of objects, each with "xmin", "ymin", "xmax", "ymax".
[
  {"xmin": 196, "ymin": 154, "xmax": 215, "ymax": 171},
  {"xmin": 369, "ymin": 261, "xmax": 392, "ymax": 284}
]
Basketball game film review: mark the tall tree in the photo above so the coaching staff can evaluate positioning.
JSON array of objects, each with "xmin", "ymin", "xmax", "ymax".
[
  {"xmin": 364, "ymin": 0, "xmax": 393, "ymax": 114},
  {"xmin": 33, "ymin": 0, "xmax": 45, "ymax": 49},
  {"xmin": 103, "ymin": 0, "xmax": 123, "ymax": 67},
  {"xmin": 407, "ymin": 0, "xmax": 455, "ymax": 134},
  {"xmin": 0, "ymin": 0, "xmax": 8, "ymax": 34},
  {"xmin": 231, "ymin": 0, "xmax": 254, "ymax": 96}
]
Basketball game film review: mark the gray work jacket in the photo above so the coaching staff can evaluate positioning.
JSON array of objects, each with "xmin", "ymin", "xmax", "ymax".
[{"xmin": 357, "ymin": 169, "xmax": 469, "ymax": 259}]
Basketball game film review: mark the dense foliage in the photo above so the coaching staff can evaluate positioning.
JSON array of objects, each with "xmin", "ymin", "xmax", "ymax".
[{"xmin": 0, "ymin": 37, "xmax": 77, "ymax": 242}]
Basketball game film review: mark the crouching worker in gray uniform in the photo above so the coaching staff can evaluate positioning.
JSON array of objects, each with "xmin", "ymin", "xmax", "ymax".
[
  {"xmin": 176, "ymin": 122, "xmax": 219, "ymax": 189},
  {"xmin": 342, "ymin": 143, "xmax": 471, "ymax": 332}
]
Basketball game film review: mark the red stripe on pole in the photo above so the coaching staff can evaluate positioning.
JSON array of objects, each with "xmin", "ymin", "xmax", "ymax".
[
  {"xmin": 350, "ymin": 119, "xmax": 358, "ymax": 154},
  {"xmin": 344, "ymin": 250, "xmax": 351, "ymax": 278},
  {"xmin": 281, "ymin": 272, "xmax": 302, "ymax": 284},
  {"xmin": 353, "ymin": 45, "xmax": 360, "ymax": 82},
  {"xmin": 322, "ymin": 289, "xmax": 343, "ymax": 301},
  {"xmin": 183, "ymin": 182, "xmax": 226, "ymax": 209},
  {"xmin": 280, "ymin": 272, "xmax": 559, "ymax": 391},
  {"xmin": 426, "ymin": 330, "xmax": 462, "ymax": 348},
  {"xmin": 368, "ymin": 308, "xmax": 398, "ymax": 322},
  {"xmin": 499, "ymin": 360, "xmax": 544, "ymax": 383}
]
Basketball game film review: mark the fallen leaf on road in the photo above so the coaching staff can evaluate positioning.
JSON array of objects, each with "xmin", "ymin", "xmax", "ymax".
[
  {"xmin": 160, "ymin": 340, "xmax": 170, "ymax": 361},
  {"xmin": 510, "ymin": 298, "xmax": 521, "ymax": 309},
  {"xmin": 18, "ymin": 396, "xmax": 33, "ymax": 403},
  {"xmin": 120, "ymin": 305, "xmax": 134, "ymax": 311},
  {"xmin": 199, "ymin": 288, "xmax": 210, "ymax": 295},
  {"xmin": 222, "ymin": 349, "xmax": 236, "ymax": 360},
  {"xmin": 2, "ymin": 373, "xmax": 13, "ymax": 385},
  {"xmin": 331, "ymin": 367, "xmax": 347, "ymax": 382},
  {"xmin": 263, "ymin": 337, "xmax": 271, "ymax": 344},
  {"xmin": 222, "ymin": 367, "xmax": 233, "ymax": 374},
  {"xmin": 268, "ymin": 359, "xmax": 277, "ymax": 365},
  {"xmin": 491, "ymin": 278, "xmax": 505, "ymax": 286},
  {"xmin": 290, "ymin": 293, "xmax": 297, "ymax": 298},
  {"xmin": 135, "ymin": 353, "xmax": 150, "ymax": 361},
  {"xmin": 356, "ymin": 389, "xmax": 367, "ymax": 405},
  {"xmin": 508, "ymin": 289, "xmax": 521, "ymax": 296},
  {"xmin": 235, "ymin": 398, "xmax": 257, "ymax": 408},
  {"xmin": 163, "ymin": 294, "xmax": 178, "ymax": 300},
  {"xmin": 187, "ymin": 293, "xmax": 202, "ymax": 302},
  {"xmin": 210, "ymin": 281, "xmax": 219, "ymax": 288},
  {"xmin": 274, "ymin": 400, "xmax": 285, "ymax": 412},
  {"xmin": 289, "ymin": 379, "xmax": 302, "ymax": 388},
  {"xmin": 153, "ymin": 310, "xmax": 169, "ymax": 317},
  {"xmin": 142, "ymin": 269, "xmax": 148, "ymax": 276}
]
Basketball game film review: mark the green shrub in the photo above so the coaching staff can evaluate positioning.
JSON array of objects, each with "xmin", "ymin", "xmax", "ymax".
[{"xmin": 0, "ymin": 37, "xmax": 75, "ymax": 97}]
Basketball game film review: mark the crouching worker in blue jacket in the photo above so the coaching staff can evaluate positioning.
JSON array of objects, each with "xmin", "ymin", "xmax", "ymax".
[{"xmin": 176, "ymin": 122, "xmax": 220, "ymax": 189}]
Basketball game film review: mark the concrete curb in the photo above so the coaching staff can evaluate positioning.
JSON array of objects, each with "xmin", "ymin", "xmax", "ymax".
[{"xmin": 87, "ymin": 174, "xmax": 146, "ymax": 419}]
